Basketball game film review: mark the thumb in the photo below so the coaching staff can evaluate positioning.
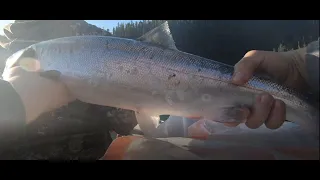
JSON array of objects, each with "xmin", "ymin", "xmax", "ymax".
[{"xmin": 232, "ymin": 50, "xmax": 264, "ymax": 85}]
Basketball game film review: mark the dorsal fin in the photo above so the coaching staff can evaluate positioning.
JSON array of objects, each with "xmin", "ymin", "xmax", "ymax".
[{"xmin": 137, "ymin": 21, "xmax": 177, "ymax": 50}]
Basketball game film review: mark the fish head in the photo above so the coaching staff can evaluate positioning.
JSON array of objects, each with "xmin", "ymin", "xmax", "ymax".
[
  {"xmin": 2, "ymin": 36, "xmax": 107, "ymax": 80},
  {"xmin": 2, "ymin": 45, "xmax": 40, "ymax": 79}
]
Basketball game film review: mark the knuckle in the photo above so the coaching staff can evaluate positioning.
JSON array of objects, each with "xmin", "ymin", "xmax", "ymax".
[{"xmin": 259, "ymin": 93, "xmax": 275, "ymax": 107}]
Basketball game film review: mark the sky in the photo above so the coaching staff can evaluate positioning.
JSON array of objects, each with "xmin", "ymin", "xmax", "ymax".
[
  {"xmin": 0, "ymin": 20, "xmax": 142, "ymax": 35},
  {"xmin": 86, "ymin": 20, "xmax": 141, "ymax": 31}
]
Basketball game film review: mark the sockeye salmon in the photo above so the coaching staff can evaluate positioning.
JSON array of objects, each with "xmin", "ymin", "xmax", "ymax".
[{"xmin": 2, "ymin": 22, "xmax": 319, "ymax": 137}]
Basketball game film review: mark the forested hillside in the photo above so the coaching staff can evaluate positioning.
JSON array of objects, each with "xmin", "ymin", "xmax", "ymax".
[{"xmin": 113, "ymin": 20, "xmax": 319, "ymax": 65}]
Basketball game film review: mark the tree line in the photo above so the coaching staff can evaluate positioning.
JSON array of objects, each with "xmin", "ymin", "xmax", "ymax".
[{"xmin": 112, "ymin": 20, "xmax": 319, "ymax": 65}]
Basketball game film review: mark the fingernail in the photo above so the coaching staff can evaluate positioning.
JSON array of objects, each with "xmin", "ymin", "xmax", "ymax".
[{"xmin": 232, "ymin": 72, "xmax": 246, "ymax": 83}]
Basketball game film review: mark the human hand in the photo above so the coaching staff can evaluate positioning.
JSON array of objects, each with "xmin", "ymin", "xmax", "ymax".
[
  {"xmin": 227, "ymin": 48, "xmax": 308, "ymax": 129},
  {"xmin": 2, "ymin": 66, "xmax": 75, "ymax": 124}
]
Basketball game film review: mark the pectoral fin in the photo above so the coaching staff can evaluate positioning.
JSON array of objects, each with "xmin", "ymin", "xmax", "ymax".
[{"xmin": 204, "ymin": 104, "xmax": 250, "ymax": 126}]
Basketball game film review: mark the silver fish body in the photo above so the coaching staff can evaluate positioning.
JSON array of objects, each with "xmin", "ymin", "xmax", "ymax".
[{"xmin": 3, "ymin": 26, "xmax": 318, "ymax": 137}]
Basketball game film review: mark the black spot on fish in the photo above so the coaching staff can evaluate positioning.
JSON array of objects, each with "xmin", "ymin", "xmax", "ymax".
[
  {"xmin": 131, "ymin": 67, "xmax": 139, "ymax": 75},
  {"xmin": 184, "ymin": 87, "xmax": 191, "ymax": 92},
  {"xmin": 140, "ymin": 47, "xmax": 148, "ymax": 53},
  {"xmin": 185, "ymin": 61, "xmax": 191, "ymax": 66},
  {"xmin": 105, "ymin": 41, "xmax": 109, "ymax": 49},
  {"xmin": 126, "ymin": 70, "xmax": 130, "ymax": 74},
  {"xmin": 168, "ymin": 73, "xmax": 176, "ymax": 80},
  {"xmin": 139, "ymin": 47, "xmax": 148, "ymax": 56},
  {"xmin": 174, "ymin": 80, "xmax": 180, "ymax": 86},
  {"xmin": 198, "ymin": 68, "xmax": 201, "ymax": 72},
  {"xmin": 150, "ymin": 53, "xmax": 155, "ymax": 59}
]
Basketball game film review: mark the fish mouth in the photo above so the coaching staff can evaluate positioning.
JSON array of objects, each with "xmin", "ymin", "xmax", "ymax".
[
  {"xmin": 2, "ymin": 45, "xmax": 63, "ymax": 81},
  {"xmin": 4, "ymin": 46, "xmax": 39, "ymax": 71}
]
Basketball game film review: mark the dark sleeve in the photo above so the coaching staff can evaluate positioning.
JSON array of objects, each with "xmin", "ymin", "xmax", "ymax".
[
  {"xmin": 305, "ymin": 40, "xmax": 319, "ymax": 96},
  {"xmin": 0, "ymin": 79, "xmax": 26, "ymax": 141}
]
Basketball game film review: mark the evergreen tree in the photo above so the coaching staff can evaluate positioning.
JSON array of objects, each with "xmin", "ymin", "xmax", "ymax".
[{"xmin": 112, "ymin": 20, "xmax": 319, "ymax": 65}]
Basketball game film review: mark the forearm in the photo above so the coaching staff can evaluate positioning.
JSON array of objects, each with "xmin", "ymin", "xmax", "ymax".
[
  {"xmin": 305, "ymin": 40, "xmax": 319, "ymax": 95},
  {"xmin": 286, "ymin": 40, "xmax": 319, "ymax": 95},
  {"xmin": 0, "ymin": 79, "xmax": 26, "ymax": 142}
]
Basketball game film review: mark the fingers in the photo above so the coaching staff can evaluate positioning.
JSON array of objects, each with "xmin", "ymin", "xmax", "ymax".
[
  {"xmin": 232, "ymin": 50, "xmax": 264, "ymax": 85},
  {"xmin": 264, "ymin": 100, "xmax": 286, "ymax": 129},
  {"xmin": 245, "ymin": 93, "xmax": 286, "ymax": 129},
  {"xmin": 246, "ymin": 93, "xmax": 274, "ymax": 129},
  {"xmin": 229, "ymin": 50, "xmax": 288, "ymax": 129}
]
